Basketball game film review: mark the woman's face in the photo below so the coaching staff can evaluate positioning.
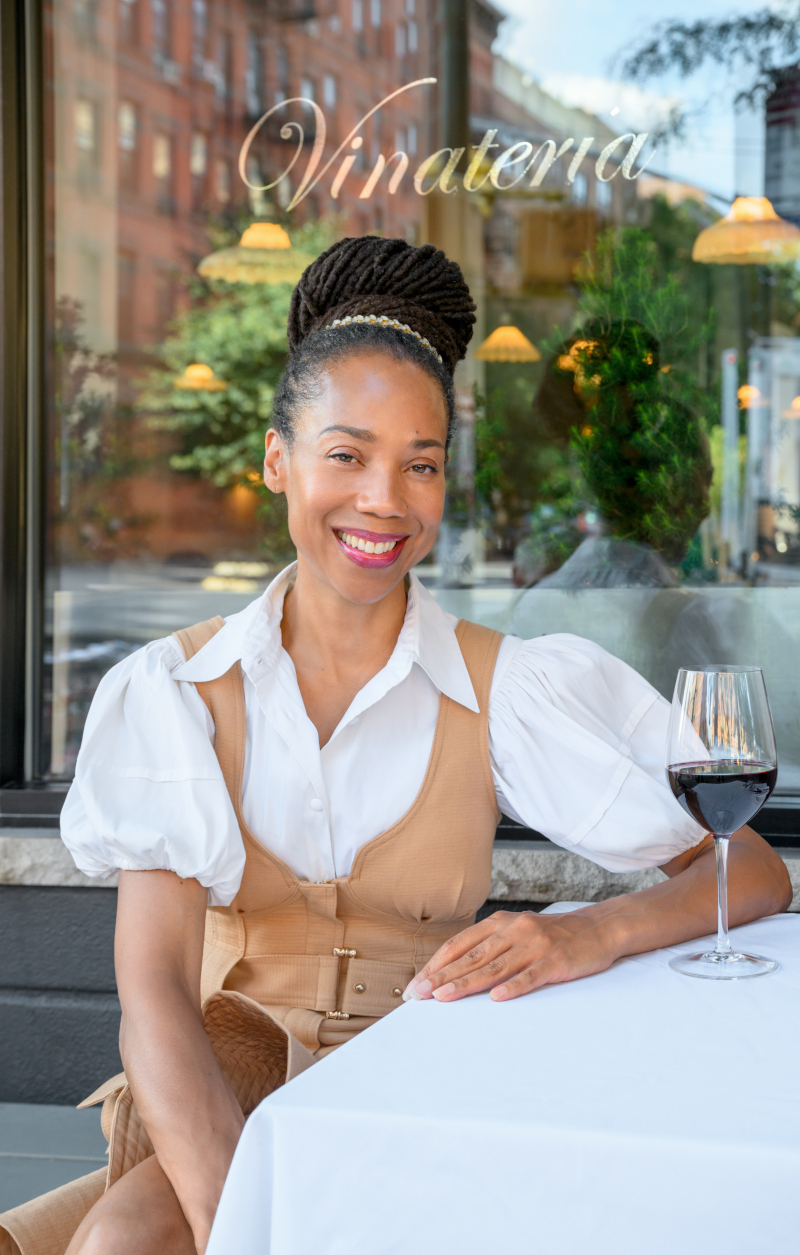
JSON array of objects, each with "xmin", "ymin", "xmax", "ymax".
[{"xmin": 264, "ymin": 351, "xmax": 448, "ymax": 604}]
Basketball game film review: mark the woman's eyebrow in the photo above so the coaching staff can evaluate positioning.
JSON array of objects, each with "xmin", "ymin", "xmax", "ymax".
[
  {"xmin": 319, "ymin": 424, "xmax": 376, "ymax": 442},
  {"xmin": 318, "ymin": 426, "xmax": 444, "ymax": 451}
]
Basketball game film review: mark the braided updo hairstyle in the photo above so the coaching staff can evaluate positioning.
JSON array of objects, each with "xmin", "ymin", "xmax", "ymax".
[{"xmin": 272, "ymin": 236, "xmax": 476, "ymax": 448}]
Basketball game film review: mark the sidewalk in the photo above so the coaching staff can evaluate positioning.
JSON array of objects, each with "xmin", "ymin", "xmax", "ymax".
[{"xmin": 0, "ymin": 1103, "xmax": 106, "ymax": 1211}]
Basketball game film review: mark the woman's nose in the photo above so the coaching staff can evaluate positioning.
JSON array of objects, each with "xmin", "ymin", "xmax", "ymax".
[{"xmin": 355, "ymin": 467, "xmax": 407, "ymax": 518}]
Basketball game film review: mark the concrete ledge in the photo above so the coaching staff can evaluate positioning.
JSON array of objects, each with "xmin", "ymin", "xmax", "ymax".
[
  {"xmin": 5, "ymin": 833, "xmax": 799, "ymax": 909},
  {"xmin": 0, "ymin": 831, "xmax": 117, "ymax": 889}
]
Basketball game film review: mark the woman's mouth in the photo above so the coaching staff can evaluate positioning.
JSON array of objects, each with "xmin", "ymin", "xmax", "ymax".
[{"xmin": 334, "ymin": 529, "xmax": 409, "ymax": 568}]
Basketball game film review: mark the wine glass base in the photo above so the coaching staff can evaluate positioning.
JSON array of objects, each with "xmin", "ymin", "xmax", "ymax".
[{"xmin": 669, "ymin": 950, "xmax": 778, "ymax": 980}]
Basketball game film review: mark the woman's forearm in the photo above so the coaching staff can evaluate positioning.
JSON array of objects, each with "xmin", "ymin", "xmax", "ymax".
[
  {"xmin": 408, "ymin": 827, "xmax": 791, "ymax": 1002},
  {"xmin": 580, "ymin": 826, "xmax": 792, "ymax": 962},
  {"xmin": 119, "ymin": 974, "xmax": 244, "ymax": 1252}
]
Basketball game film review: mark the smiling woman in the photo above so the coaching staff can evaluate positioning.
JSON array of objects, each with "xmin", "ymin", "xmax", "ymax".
[{"xmin": 1, "ymin": 238, "xmax": 790, "ymax": 1255}]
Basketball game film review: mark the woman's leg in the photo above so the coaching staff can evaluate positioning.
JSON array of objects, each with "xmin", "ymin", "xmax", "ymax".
[{"xmin": 66, "ymin": 1155, "xmax": 196, "ymax": 1255}]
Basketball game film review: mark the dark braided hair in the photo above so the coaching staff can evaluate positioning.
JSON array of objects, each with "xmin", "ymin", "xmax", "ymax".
[{"xmin": 272, "ymin": 237, "xmax": 475, "ymax": 448}]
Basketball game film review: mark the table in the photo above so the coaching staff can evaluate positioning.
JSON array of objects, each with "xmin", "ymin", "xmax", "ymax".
[{"xmin": 207, "ymin": 912, "xmax": 800, "ymax": 1255}]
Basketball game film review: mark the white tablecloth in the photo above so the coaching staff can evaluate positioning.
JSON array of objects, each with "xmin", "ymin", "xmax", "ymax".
[{"xmin": 207, "ymin": 913, "xmax": 800, "ymax": 1255}]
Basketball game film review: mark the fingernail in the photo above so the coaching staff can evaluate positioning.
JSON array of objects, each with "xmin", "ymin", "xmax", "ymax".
[
  {"xmin": 432, "ymin": 983, "xmax": 455, "ymax": 1001},
  {"xmin": 408, "ymin": 979, "xmax": 432, "ymax": 1000},
  {"xmin": 401, "ymin": 977, "xmax": 419, "ymax": 1002},
  {"xmin": 490, "ymin": 986, "xmax": 508, "ymax": 1001}
]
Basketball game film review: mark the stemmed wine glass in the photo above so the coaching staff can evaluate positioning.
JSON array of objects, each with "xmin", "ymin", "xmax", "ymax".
[{"xmin": 666, "ymin": 665, "xmax": 779, "ymax": 979}]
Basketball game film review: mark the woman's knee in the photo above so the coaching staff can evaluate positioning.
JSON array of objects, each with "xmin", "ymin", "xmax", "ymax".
[{"xmin": 66, "ymin": 1158, "xmax": 194, "ymax": 1255}]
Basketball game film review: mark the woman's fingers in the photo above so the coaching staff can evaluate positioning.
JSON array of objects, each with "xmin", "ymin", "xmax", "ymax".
[{"xmin": 402, "ymin": 917, "xmax": 501, "ymax": 999}]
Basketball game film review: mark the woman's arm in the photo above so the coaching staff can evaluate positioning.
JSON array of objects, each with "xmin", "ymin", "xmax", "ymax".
[
  {"xmin": 404, "ymin": 827, "xmax": 792, "ymax": 1003},
  {"xmin": 115, "ymin": 870, "xmax": 244, "ymax": 1253}
]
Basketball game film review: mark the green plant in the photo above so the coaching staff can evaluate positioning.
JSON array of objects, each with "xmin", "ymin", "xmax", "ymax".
[
  {"xmin": 142, "ymin": 218, "xmax": 339, "ymax": 560},
  {"xmin": 534, "ymin": 229, "xmax": 714, "ymax": 563}
]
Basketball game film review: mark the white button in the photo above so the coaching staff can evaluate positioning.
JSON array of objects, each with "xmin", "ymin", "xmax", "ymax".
[{"xmin": 309, "ymin": 798, "xmax": 324, "ymax": 811}]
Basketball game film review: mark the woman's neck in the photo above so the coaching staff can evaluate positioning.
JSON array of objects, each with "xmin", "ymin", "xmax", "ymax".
[{"xmin": 280, "ymin": 555, "xmax": 408, "ymax": 747}]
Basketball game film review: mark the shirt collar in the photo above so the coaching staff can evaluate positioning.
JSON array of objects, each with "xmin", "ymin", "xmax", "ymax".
[{"xmin": 171, "ymin": 561, "xmax": 480, "ymax": 713}]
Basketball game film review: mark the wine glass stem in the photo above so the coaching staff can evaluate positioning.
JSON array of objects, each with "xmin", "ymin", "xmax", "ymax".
[{"xmin": 714, "ymin": 835, "xmax": 733, "ymax": 956}]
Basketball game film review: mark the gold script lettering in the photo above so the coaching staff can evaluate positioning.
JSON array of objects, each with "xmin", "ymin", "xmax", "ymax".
[
  {"xmin": 240, "ymin": 78, "xmax": 436, "ymax": 211},
  {"xmin": 567, "ymin": 137, "xmax": 594, "ymax": 184},
  {"xmin": 621, "ymin": 133, "xmax": 653, "ymax": 180},
  {"xmin": 489, "ymin": 142, "xmax": 534, "ymax": 190},
  {"xmin": 331, "ymin": 137, "xmax": 363, "ymax": 199},
  {"xmin": 360, "ymin": 151, "xmax": 410, "ymax": 198},
  {"xmin": 463, "ymin": 129, "xmax": 499, "ymax": 191},
  {"xmin": 414, "ymin": 147, "xmax": 465, "ymax": 195},
  {"xmin": 527, "ymin": 139, "xmax": 574, "ymax": 187}
]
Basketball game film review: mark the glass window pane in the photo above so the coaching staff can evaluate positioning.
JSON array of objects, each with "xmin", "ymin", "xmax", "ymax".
[{"xmin": 41, "ymin": 0, "xmax": 800, "ymax": 794}]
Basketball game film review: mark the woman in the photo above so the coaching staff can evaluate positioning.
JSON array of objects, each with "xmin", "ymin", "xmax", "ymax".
[{"xmin": 1, "ymin": 237, "xmax": 789, "ymax": 1255}]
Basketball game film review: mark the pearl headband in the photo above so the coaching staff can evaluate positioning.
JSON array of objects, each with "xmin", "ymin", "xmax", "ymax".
[{"xmin": 324, "ymin": 313, "xmax": 444, "ymax": 366}]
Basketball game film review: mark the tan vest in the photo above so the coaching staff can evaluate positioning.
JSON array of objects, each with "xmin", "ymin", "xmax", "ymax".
[
  {"xmin": 174, "ymin": 615, "xmax": 503, "ymax": 1050},
  {"xmin": 0, "ymin": 619, "xmax": 504, "ymax": 1255}
]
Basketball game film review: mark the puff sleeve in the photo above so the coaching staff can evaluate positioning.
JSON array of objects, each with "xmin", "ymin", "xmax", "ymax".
[
  {"xmin": 60, "ymin": 636, "xmax": 245, "ymax": 906},
  {"xmin": 488, "ymin": 634, "xmax": 706, "ymax": 871}
]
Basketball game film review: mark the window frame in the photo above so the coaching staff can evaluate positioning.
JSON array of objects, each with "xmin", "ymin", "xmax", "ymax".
[{"xmin": 0, "ymin": 0, "xmax": 46, "ymax": 785}]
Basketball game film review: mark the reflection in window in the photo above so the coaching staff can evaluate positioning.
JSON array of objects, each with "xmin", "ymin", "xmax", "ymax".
[
  {"xmin": 118, "ymin": 101, "xmax": 137, "ymax": 193},
  {"xmin": 191, "ymin": 133, "xmax": 208, "ymax": 209},
  {"xmin": 408, "ymin": 19, "xmax": 418, "ymax": 52},
  {"xmin": 572, "ymin": 172, "xmax": 587, "ymax": 205},
  {"xmin": 246, "ymin": 31, "xmax": 263, "ymax": 117},
  {"xmin": 191, "ymin": 0, "xmax": 207, "ymax": 70},
  {"xmin": 217, "ymin": 31, "xmax": 233, "ymax": 101},
  {"xmin": 323, "ymin": 74, "xmax": 336, "ymax": 110},
  {"xmin": 152, "ymin": 134, "xmax": 173, "ymax": 213},
  {"xmin": 119, "ymin": 0, "xmax": 138, "ymax": 45},
  {"xmin": 395, "ymin": 22, "xmax": 406, "ymax": 58},
  {"xmin": 596, "ymin": 178, "xmax": 613, "ymax": 212},
  {"xmin": 151, "ymin": 0, "xmax": 170, "ymax": 61},
  {"xmin": 117, "ymin": 250, "xmax": 137, "ymax": 345},
  {"xmin": 352, "ymin": 0, "xmax": 363, "ymax": 32},
  {"xmin": 74, "ymin": 0, "xmax": 98, "ymax": 41},
  {"xmin": 370, "ymin": 0, "xmax": 381, "ymax": 28},
  {"xmin": 214, "ymin": 159, "xmax": 230, "ymax": 203},
  {"xmin": 407, "ymin": 122, "xmax": 417, "ymax": 156},
  {"xmin": 75, "ymin": 99, "xmax": 99, "ymax": 189}
]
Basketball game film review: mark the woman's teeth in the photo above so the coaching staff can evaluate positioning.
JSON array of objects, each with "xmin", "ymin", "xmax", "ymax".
[{"xmin": 337, "ymin": 531, "xmax": 400, "ymax": 555}]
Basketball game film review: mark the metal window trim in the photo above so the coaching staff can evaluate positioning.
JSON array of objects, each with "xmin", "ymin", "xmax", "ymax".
[{"xmin": 0, "ymin": 0, "xmax": 46, "ymax": 784}]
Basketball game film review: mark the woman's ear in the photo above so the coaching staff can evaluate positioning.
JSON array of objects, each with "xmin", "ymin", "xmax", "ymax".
[{"xmin": 263, "ymin": 428, "xmax": 288, "ymax": 494}]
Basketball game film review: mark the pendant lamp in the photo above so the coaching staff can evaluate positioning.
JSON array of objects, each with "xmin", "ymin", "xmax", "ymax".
[
  {"xmin": 197, "ymin": 221, "xmax": 315, "ymax": 285},
  {"xmin": 783, "ymin": 396, "xmax": 800, "ymax": 418},
  {"xmin": 738, "ymin": 384, "xmax": 768, "ymax": 409},
  {"xmin": 174, "ymin": 363, "xmax": 228, "ymax": 391},
  {"xmin": 475, "ymin": 324, "xmax": 541, "ymax": 362},
  {"xmin": 692, "ymin": 197, "xmax": 800, "ymax": 265}
]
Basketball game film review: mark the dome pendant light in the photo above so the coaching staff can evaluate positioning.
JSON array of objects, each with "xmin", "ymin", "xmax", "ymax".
[
  {"xmin": 197, "ymin": 221, "xmax": 314, "ymax": 285},
  {"xmin": 692, "ymin": 197, "xmax": 800, "ymax": 265},
  {"xmin": 475, "ymin": 323, "xmax": 541, "ymax": 362}
]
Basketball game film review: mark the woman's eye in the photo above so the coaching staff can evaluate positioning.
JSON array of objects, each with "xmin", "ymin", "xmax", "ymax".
[
  {"xmin": 410, "ymin": 462, "xmax": 437, "ymax": 474},
  {"xmin": 330, "ymin": 452, "xmax": 357, "ymax": 463}
]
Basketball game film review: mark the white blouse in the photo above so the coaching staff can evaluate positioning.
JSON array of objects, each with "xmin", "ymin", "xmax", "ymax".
[{"xmin": 60, "ymin": 564, "xmax": 705, "ymax": 906}]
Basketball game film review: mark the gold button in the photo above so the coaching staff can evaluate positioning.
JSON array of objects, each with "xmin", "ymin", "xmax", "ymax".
[
  {"xmin": 392, "ymin": 987, "xmax": 403, "ymax": 997},
  {"xmin": 353, "ymin": 983, "xmax": 366, "ymax": 993}
]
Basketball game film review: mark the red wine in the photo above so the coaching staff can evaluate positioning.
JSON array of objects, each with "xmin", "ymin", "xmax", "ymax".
[{"xmin": 668, "ymin": 761, "xmax": 777, "ymax": 835}]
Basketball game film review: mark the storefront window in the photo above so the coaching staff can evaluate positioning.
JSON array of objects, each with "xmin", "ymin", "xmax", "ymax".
[{"xmin": 40, "ymin": 0, "xmax": 800, "ymax": 791}]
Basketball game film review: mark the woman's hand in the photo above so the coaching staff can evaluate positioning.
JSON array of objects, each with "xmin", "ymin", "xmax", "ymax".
[
  {"xmin": 403, "ymin": 908, "xmax": 622, "ymax": 1003},
  {"xmin": 403, "ymin": 826, "xmax": 792, "ymax": 1004}
]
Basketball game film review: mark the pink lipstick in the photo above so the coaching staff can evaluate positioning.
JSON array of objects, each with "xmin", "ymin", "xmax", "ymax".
[{"xmin": 334, "ymin": 527, "xmax": 409, "ymax": 568}]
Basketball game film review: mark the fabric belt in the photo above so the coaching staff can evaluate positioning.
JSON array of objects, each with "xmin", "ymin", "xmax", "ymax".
[{"xmin": 231, "ymin": 953, "xmax": 414, "ymax": 1018}]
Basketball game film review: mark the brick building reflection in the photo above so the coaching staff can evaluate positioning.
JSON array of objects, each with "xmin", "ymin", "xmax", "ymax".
[{"xmin": 48, "ymin": 0, "xmax": 634, "ymax": 569}]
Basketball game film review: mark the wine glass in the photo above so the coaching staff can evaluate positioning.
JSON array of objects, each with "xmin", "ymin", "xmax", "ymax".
[{"xmin": 666, "ymin": 665, "xmax": 779, "ymax": 979}]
